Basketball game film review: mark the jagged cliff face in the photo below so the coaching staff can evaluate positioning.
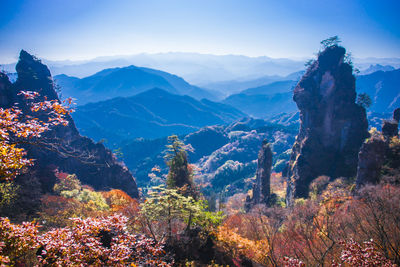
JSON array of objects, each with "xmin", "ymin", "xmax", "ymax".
[
  {"xmin": 356, "ymin": 109, "xmax": 399, "ymax": 187},
  {"xmin": 356, "ymin": 137, "xmax": 387, "ymax": 187},
  {"xmin": 246, "ymin": 140, "xmax": 272, "ymax": 209},
  {"xmin": 0, "ymin": 50, "xmax": 139, "ymax": 198},
  {"xmin": 286, "ymin": 46, "xmax": 368, "ymax": 204}
]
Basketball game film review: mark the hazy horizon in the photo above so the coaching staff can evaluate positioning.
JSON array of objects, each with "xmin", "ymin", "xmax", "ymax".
[
  {"xmin": 3, "ymin": 50, "xmax": 400, "ymax": 66},
  {"xmin": 1, "ymin": 0, "xmax": 400, "ymax": 63}
]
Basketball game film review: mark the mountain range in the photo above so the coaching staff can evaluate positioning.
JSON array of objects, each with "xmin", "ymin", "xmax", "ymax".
[
  {"xmin": 63, "ymin": 65, "xmax": 400, "ymax": 148},
  {"xmin": 72, "ymin": 88, "xmax": 245, "ymax": 146},
  {"xmin": 202, "ymin": 71, "xmax": 304, "ymax": 96},
  {"xmin": 360, "ymin": 64, "xmax": 395, "ymax": 75},
  {"xmin": 1, "ymin": 52, "xmax": 306, "ymax": 85},
  {"xmin": 356, "ymin": 68, "xmax": 400, "ymax": 113},
  {"xmin": 222, "ymin": 68, "xmax": 400, "ymax": 118},
  {"xmin": 3, "ymin": 52, "xmax": 400, "ymax": 87},
  {"xmin": 54, "ymin": 65, "xmax": 219, "ymax": 104}
]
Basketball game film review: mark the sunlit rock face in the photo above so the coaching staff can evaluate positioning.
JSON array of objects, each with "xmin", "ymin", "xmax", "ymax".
[
  {"xmin": 285, "ymin": 46, "xmax": 368, "ymax": 205},
  {"xmin": 0, "ymin": 50, "xmax": 139, "ymax": 198}
]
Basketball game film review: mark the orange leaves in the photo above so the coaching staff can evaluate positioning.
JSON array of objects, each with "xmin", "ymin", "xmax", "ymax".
[
  {"xmin": 216, "ymin": 182, "xmax": 400, "ymax": 266},
  {"xmin": 216, "ymin": 212, "xmax": 281, "ymax": 265},
  {"xmin": 0, "ymin": 91, "xmax": 73, "ymax": 181},
  {"xmin": 0, "ymin": 143, "xmax": 33, "ymax": 180},
  {"xmin": 103, "ymin": 189, "xmax": 137, "ymax": 211},
  {"xmin": 217, "ymin": 223, "xmax": 269, "ymax": 264}
]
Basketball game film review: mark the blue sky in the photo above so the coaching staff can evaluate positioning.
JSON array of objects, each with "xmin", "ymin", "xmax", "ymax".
[{"xmin": 0, "ymin": 0, "xmax": 399, "ymax": 63}]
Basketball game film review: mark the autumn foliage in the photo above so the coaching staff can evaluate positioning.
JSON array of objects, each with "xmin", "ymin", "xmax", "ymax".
[
  {"xmin": 216, "ymin": 180, "xmax": 400, "ymax": 266},
  {"xmin": 0, "ymin": 91, "xmax": 72, "ymax": 181},
  {"xmin": 0, "ymin": 214, "xmax": 171, "ymax": 266}
]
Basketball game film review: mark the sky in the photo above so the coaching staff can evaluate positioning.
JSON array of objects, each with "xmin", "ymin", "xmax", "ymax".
[{"xmin": 0, "ymin": 0, "xmax": 399, "ymax": 63}]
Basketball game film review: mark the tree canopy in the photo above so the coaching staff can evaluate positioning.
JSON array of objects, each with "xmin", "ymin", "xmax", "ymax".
[
  {"xmin": 320, "ymin": 35, "xmax": 341, "ymax": 49},
  {"xmin": 164, "ymin": 135, "xmax": 195, "ymax": 193}
]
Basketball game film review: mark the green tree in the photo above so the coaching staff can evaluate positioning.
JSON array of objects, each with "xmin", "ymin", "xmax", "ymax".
[
  {"xmin": 357, "ymin": 93, "xmax": 372, "ymax": 109},
  {"xmin": 164, "ymin": 135, "xmax": 194, "ymax": 192},
  {"xmin": 53, "ymin": 174, "xmax": 109, "ymax": 211},
  {"xmin": 320, "ymin": 35, "xmax": 341, "ymax": 49},
  {"xmin": 140, "ymin": 185, "xmax": 223, "ymax": 241}
]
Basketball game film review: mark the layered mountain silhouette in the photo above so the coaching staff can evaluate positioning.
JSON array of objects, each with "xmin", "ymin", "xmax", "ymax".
[
  {"xmin": 239, "ymin": 80, "xmax": 297, "ymax": 95},
  {"xmin": 360, "ymin": 64, "xmax": 395, "ymax": 75},
  {"xmin": 356, "ymin": 68, "xmax": 400, "ymax": 113},
  {"xmin": 222, "ymin": 80, "xmax": 298, "ymax": 118},
  {"xmin": 55, "ymin": 65, "xmax": 218, "ymax": 105},
  {"xmin": 72, "ymin": 88, "xmax": 245, "ymax": 146},
  {"xmin": 203, "ymin": 71, "xmax": 304, "ymax": 97},
  {"xmin": 221, "ymin": 68, "xmax": 400, "ymax": 119}
]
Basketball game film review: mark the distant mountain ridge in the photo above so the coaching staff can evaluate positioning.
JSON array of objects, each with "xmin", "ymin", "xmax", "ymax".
[
  {"xmin": 55, "ymin": 65, "xmax": 219, "ymax": 104},
  {"xmin": 356, "ymin": 68, "xmax": 400, "ymax": 113},
  {"xmin": 222, "ymin": 79, "xmax": 298, "ymax": 118},
  {"xmin": 223, "ymin": 92, "xmax": 297, "ymax": 118},
  {"xmin": 3, "ymin": 52, "xmax": 399, "ymax": 88},
  {"xmin": 2, "ymin": 52, "xmax": 307, "ymax": 84},
  {"xmin": 240, "ymin": 80, "xmax": 297, "ymax": 95},
  {"xmin": 221, "ymin": 68, "xmax": 400, "ymax": 119},
  {"xmin": 72, "ymin": 88, "xmax": 246, "ymax": 146},
  {"xmin": 360, "ymin": 64, "xmax": 395, "ymax": 75},
  {"xmin": 202, "ymin": 71, "xmax": 304, "ymax": 96}
]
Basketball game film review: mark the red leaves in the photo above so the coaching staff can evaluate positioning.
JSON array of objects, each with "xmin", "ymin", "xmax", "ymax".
[
  {"xmin": 37, "ymin": 215, "xmax": 171, "ymax": 266},
  {"xmin": 0, "ymin": 217, "xmax": 39, "ymax": 265},
  {"xmin": 0, "ymin": 215, "xmax": 172, "ymax": 266},
  {"xmin": 0, "ymin": 91, "xmax": 73, "ymax": 180},
  {"xmin": 338, "ymin": 239, "xmax": 395, "ymax": 267},
  {"xmin": 283, "ymin": 257, "xmax": 306, "ymax": 267}
]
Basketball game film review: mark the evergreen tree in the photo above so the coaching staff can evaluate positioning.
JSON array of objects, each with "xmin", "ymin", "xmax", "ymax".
[
  {"xmin": 357, "ymin": 92, "xmax": 372, "ymax": 109},
  {"xmin": 164, "ymin": 135, "xmax": 195, "ymax": 194}
]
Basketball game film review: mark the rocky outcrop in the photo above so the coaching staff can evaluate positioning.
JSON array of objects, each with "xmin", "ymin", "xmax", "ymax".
[
  {"xmin": 0, "ymin": 50, "xmax": 139, "ymax": 198},
  {"xmin": 382, "ymin": 120, "xmax": 399, "ymax": 138},
  {"xmin": 285, "ymin": 45, "xmax": 369, "ymax": 204},
  {"xmin": 394, "ymin": 108, "xmax": 400, "ymax": 122},
  {"xmin": 356, "ymin": 108, "xmax": 400, "ymax": 187},
  {"xmin": 246, "ymin": 140, "xmax": 273, "ymax": 209},
  {"xmin": 356, "ymin": 137, "xmax": 387, "ymax": 187}
]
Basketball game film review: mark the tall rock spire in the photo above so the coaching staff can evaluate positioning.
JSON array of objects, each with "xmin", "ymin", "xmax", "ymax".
[
  {"xmin": 285, "ymin": 45, "xmax": 368, "ymax": 205},
  {"xmin": 246, "ymin": 140, "xmax": 273, "ymax": 209}
]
